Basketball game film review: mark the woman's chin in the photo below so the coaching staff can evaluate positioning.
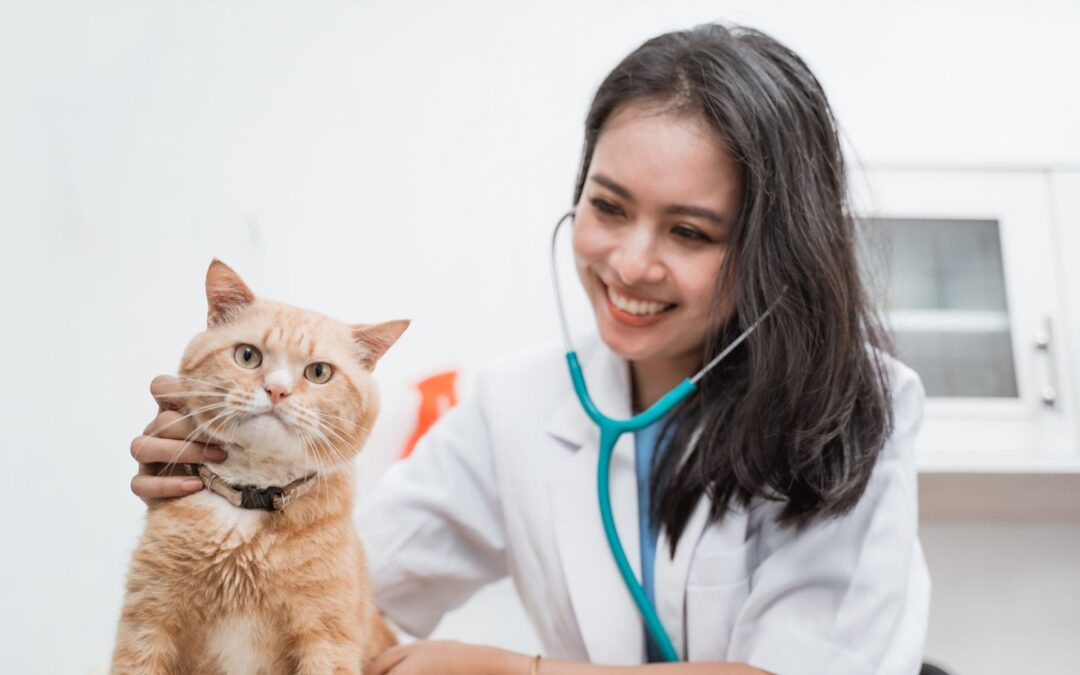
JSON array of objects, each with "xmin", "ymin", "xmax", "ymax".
[
  {"xmin": 597, "ymin": 318, "xmax": 705, "ymax": 372},
  {"xmin": 597, "ymin": 322, "xmax": 656, "ymax": 362}
]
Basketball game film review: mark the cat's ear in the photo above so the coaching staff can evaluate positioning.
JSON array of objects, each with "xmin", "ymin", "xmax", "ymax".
[
  {"xmin": 352, "ymin": 320, "xmax": 410, "ymax": 371},
  {"xmin": 205, "ymin": 259, "xmax": 255, "ymax": 327}
]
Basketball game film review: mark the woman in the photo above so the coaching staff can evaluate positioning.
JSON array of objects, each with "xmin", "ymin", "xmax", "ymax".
[{"xmin": 131, "ymin": 23, "xmax": 928, "ymax": 675}]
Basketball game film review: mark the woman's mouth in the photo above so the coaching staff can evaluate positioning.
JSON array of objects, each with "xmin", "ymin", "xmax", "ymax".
[{"xmin": 603, "ymin": 283, "xmax": 676, "ymax": 327}]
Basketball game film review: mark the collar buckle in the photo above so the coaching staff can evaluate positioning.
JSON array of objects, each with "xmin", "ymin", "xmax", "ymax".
[{"xmin": 239, "ymin": 485, "xmax": 285, "ymax": 511}]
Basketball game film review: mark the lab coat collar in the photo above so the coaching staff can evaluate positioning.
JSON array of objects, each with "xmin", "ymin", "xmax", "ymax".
[
  {"xmin": 545, "ymin": 334, "xmax": 710, "ymax": 663},
  {"xmin": 544, "ymin": 333, "xmax": 629, "ymax": 450}
]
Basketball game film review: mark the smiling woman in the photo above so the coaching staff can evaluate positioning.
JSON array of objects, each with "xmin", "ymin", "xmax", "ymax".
[{"xmin": 354, "ymin": 21, "xmax": 927, "ymax": 675}]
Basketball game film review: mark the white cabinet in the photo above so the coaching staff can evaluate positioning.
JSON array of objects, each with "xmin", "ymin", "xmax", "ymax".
[{"xmin": 853, "ymin": 168, "xmax": 1078, "ymax": 471}]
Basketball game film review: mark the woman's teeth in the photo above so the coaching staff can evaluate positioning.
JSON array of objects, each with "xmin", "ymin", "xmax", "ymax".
[{"xmin": 606, "ymin": 286, "xmax": 674, "ymax": 316}]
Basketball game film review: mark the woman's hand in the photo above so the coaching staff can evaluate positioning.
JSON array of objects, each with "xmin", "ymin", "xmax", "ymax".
[
  {"xmin": 366, "ymin": 640, "xmax": 773, "ymax": 675},
  {"xmin": 368, "ymin": 640, "xmax": 529, "ymax": 675},
  {"xmin": 129, "ymin": 375, "xmax": 227, "ymax": 506}
]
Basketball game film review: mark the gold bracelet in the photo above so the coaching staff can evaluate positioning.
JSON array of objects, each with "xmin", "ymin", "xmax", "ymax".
[{"xmin": 529, "ymin": 654, "xmax": 542, "ymax": 675}]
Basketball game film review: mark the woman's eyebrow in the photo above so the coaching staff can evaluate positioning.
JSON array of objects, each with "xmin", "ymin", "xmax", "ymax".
[
  {"xmin": 590, "ymin": 173, "xmax": 726, "ymax": 225},
  {"xmin": 666, "ymin": 204, "xmax": 726, "ymax": 226},
  {"xmin": 590, "ymin": 174, "xmax": 635, "ymax": 201}
]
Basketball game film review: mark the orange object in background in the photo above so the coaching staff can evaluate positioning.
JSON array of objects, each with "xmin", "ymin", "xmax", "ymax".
[{"xmin": 400, "ymin": 370, "xmax": 459, "ymax": 459}]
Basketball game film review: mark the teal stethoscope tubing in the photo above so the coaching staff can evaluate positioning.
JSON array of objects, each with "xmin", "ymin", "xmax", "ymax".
[{"xmin": 550, "ymin": 209, "xmax": 782, "ymax": 662}]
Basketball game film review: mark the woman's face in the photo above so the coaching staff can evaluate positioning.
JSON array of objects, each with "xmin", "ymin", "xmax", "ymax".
[{"xmin": 573, "ymin": 101, "xmax": 741, "ymax": 371}]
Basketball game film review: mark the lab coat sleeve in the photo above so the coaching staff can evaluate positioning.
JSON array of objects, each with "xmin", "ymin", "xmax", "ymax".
[
  {"xmin": 355, "ymin": 391, "xmax": 508, "ymax": 638},
  {"xmin": 726, "ymin": 364, "xmax": 928, "ymax": 675}
]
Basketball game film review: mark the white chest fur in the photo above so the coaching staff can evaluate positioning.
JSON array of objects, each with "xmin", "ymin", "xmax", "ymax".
[
  {"xmin": 186, "ymin": 489, "xmax": 266, "ymax": 540},
  {"xmin": 205, "ymin": 614, "xmax": 272, "ymax": 675}
]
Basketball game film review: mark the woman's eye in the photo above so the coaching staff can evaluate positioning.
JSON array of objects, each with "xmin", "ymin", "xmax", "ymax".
[
  {"xmin": 591, "ymin": 198, "xmax": 622, "ymax": 216},
  {"xmin": 304, "ymin": 362, "xmax": 333, "ymax": 384},
  {"xmin": 233, "ymin": 344, "xmax": 263, "ymax": 369},
  {"xmin": 673, "ymin": 225, "xmax": 711, "ymax": 243}
]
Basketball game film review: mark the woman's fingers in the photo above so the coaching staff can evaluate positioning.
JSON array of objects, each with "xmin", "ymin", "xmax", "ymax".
[
  {"xmin": 131, "ymin": 473, "xmax": 204, "ymax": 501},
  {"xmin": 147, "ymin": 375, "xmax": 226, "ymax": 443},
  {"xmin": 130, "ymin": 434, "xmax": 225, "ymax": 465},
  {"xmin": 144, "ymin": 408, "xmax": 195, "ymax": 440},
  {"xmin": 143, "ymin": 409, "xmax": 218, "ymax": 444},
  {"xmin": 150, "ymin": 374, "xmax": 188, "ymax": 413},
  {"xmin": 368, "ymin": 645, "xmax": 410, "ymax": 675},
  {"xmin": 131, "ymin": 375, "xmax": 228, "ymax": 504}
]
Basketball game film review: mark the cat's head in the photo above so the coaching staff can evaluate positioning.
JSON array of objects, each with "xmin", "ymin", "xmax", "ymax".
[{"xmin": 178, "ymin": 260, "xmax": 408, "ymax": 474}]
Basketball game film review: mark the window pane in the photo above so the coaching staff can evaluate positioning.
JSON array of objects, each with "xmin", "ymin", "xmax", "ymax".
[{"xmin": 863, "ymin": 217, "xmax": 1018, "ymax": 398}]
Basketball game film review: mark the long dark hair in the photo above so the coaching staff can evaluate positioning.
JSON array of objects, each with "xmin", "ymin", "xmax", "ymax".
[{"xmin": 573, "ymin": 23, "xmax": 895, "ymax": 553}]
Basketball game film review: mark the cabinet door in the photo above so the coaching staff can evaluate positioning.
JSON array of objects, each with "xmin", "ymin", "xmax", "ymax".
[{"xmin": 853, "ymin": 169, "xmax": 1076, "ymax": 469}]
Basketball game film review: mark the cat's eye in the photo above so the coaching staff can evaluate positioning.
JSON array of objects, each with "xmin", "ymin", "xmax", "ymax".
[
  {"xmin": 304, "ymin": 362, "xmax": 333, "ymax": 384},
  {"xmin": 233, "ymin": 344, "xmax": 263, "ymax": 369}
]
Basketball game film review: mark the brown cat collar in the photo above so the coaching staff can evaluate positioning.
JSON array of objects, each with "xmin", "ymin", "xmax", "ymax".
[{"xmin": 187, "ymin": 464, "xmax": 318, "ymax": 511}]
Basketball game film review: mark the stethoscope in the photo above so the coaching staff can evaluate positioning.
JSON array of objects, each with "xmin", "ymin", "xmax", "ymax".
[{"xmin": 549, "ymin": 209, "xmax": 783, "ymax": 661}]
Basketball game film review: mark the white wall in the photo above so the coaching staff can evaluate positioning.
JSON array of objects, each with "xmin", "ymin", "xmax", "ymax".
[{"xmin": 1, "ymin": 1, "xmax": 1078, "ymax": 673}]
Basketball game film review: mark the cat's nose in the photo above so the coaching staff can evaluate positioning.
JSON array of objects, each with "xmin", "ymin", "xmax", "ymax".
[{"xmin": 265, "ymin": 384, "xmax": 290, "ymax": 405}]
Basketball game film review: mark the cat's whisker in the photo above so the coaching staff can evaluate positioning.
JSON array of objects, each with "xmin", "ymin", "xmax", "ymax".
[
  {"xmin": 212, "ymin": 408, "xmax": 241, "ymax": 440},
  {"xmin": 298, "ymin": 428, "xmax": 329, "ymax": 513},
  {"xmin": 150, "ymin": 400, "xmax": 230, "ymax": 432},
  {"xmin": 315, "ymin": 433, "xmax": 336, "ymax": 511},
  {"xmin": 311, "ymin": 410, "xmax": 374, "ymax": 443},
  {"xmin": 314, "ymin": 424, "xmax": 355, "ymax": 463},
  {"xmin": 160, "ymin": 407, "xmax": 237, "ymax": 476},
  {"xmin": 166, "ymin": 390, "xmax": 229, "ymax": 398},
  {"xmin": 318, "ymin": 417, "xmax": 359, "ymax": 443},
  {"xmin": 312, "ymin": 432, "xmax": 330, "ymax": 514},
  {"xmin": 310, "ymin": 433, "xmax": 343, "ymax": 468},
  {"xmin": 162, "ymin": 408, "xmax": 234, "ymax": 470},
  {"xmin": 311, "ymin": 410, "xmax": 351, "ymax": 432},
  {"xmin": 319, "ymin": 432, "xmax": 362, "ymax": 467},
  {"xmin": 298, "ymin": 428, "xmax": 319, "ymax": 511},
  {"xmin": 310, "ymin": 432, "xmax": 336, "ymax": 472},
  {"xmin": 292, "ymin": 409, "xmax": 340, "ymax": 445},
  {"xmin": 138, "ymin": 402, "xmax": 233, "ymax": 461},
  {"xmin": 317, "ymin": 409, "xmax": 374, "ymax": 432},
  {"xmin": 175, "ymin": 375, "xmax": 230, "ymax": 392},
  {"xmin": 295, "ymin": 412, "xmax": 348, "ymax": 460},
  {"xmin": 300, "ymin": 428, "xmax": 314, "ymax": 506},
  {"xmin": 314, "ymin": 408, "xmax": 356, "ymax": 422}
]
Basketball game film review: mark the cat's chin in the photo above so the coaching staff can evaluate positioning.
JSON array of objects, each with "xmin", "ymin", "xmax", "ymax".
[
  {"xmin": 214, "ymin": 429, "xmax": 340, "ymax": 489},
  {"xmin": 229, "ymin": 415, "xmax": 301, "ymax": 452},
  {"xmin": 211, "ymin": 451, "xmax": 344, "ymax": 490},
  {"xmin": 243, "ymin": 410, "xmax": 294, "ymax": 436}
]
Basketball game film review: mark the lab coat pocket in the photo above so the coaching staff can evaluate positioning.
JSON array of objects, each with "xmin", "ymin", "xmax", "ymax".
[
  {"xmin": 686, "ymin": 545, "xmax": 750, "ymax": 661},
  {"xmin": 687, "ymin": 542, "xmax": 749, "ymax": 588}
]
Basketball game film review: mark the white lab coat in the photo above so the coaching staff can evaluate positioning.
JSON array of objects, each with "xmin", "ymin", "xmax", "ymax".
[{"xmin": 356, "ymin": 332, "xmax": 930, "ymax": 675}]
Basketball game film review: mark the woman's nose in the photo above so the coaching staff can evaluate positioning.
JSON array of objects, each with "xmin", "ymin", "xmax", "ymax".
[{"xmin": 610, "ymin": 226, "xmax": 666, "ymax": 286}]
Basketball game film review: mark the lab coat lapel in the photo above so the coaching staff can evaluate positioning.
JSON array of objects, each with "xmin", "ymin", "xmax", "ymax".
[
  {"xmin": 653, "ymin": 493, "xmax": 711, "ymax": 660},
  {"xmin": 546, "ymin": 339, "xmax": 645, "ymax": 664}
]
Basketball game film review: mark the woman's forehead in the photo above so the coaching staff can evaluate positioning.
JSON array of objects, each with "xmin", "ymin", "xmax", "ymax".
[{"xmin": 590, "ymin": 103, "xmax": 740, "ymax": 210}]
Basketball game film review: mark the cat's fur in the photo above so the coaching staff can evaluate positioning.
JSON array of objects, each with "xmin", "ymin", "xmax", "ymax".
[{"xmin": 111, "ymin": 260, "xmax": 405, "ymax": 674}]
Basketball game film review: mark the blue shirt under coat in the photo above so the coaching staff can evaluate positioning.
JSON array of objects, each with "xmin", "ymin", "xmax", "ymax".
[{"xmin": 634, "ymin": 412, "xmax": 676, "ymax": 663}]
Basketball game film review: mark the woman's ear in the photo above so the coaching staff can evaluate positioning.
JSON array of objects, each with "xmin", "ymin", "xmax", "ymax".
[
  {"xmin": 352, "ymin": 320, "xmax": 410, "ymax": 371},
  {"xmin": 205, "ymin": 259, "xmax": 255, "ymax": 326}
]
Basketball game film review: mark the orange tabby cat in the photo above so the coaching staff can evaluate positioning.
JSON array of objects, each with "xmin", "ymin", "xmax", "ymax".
[{"xmin": 112, "ymin": 260, "xmax": 404, "ymax": 674}]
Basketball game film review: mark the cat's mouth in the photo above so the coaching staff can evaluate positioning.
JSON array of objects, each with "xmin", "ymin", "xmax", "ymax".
[{"xmin": 245, "ymin": 407, "xmax": 295, "ymax": 431}]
